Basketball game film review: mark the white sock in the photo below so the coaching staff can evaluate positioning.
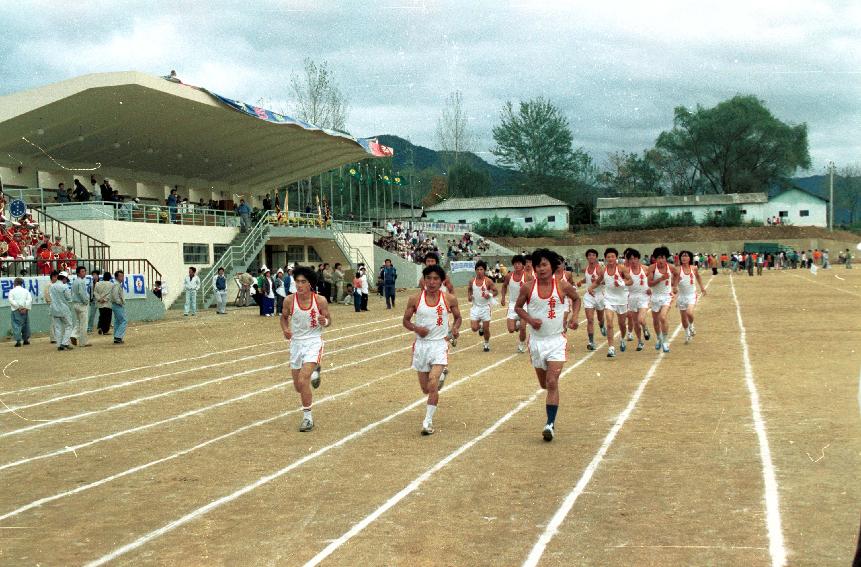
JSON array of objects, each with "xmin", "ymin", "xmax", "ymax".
[
  {"xmin": 484, "ymin": 340, "xmax": 489, "ymax": 347},
  {"xmin": 303, "ymin": 407, "xmax": 312, "ymax": 420},
  {"xmin": 425, "ymin": 404, "xmax": 436, "ymax": 423}
]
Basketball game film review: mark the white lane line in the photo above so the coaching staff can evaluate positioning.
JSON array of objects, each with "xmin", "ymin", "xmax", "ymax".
[
  {"xmin": 729, "ymin": 275, "xmax": 787, "ymax": 567},
  {"xmin": 0, "ymin": 340, "xmax": 497, "ymax": 521},
  {"xmin": 790, "ymin": 273, "xmax": 861, "ymax": 298},
  {"xmin": 522, "ymin": 279, "xmax": 714, "ymax": 567},
  {"xmin": 0, "ymin": 329, "xmax": 419, "ymax": 439},
  {"xmin": 304, "ymin": 321, "xmax": 597, "ymax": 567},
  {"xmin": 0, "ymin": 314, "xmax": 404, "ymax": 397},
  {"xmin": 0, "ymin": 319, "xmax": 504, "ymax": 473},
  {"xmin": 0, "ymin": 321, "xmax": 409, "ymax": 414},
  {"xmin": 83, "ymin": 354, "xmax": 519, "ymax": 567}
]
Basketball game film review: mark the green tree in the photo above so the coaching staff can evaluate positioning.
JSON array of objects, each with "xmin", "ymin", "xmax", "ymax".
[
  {"xmin": 447, "ymin": 163, "xmax": 491, "ymax": 198},
  {"xmin": 654, "ymin": 95, "xmax": 811, "ymax": 194},
  {"xmin": 491, "ymin": 97, "xmax": 591, "ymax": 179},
  {"xmin": 599, "ymin": 151, "xmax": 662, "ymax": 196}
]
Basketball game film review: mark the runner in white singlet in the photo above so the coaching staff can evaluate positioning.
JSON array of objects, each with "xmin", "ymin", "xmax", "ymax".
[
  {"xmin": 404, "ymin": 264, "xmax": 462, "ymax": 436},
  {"xmin": 576, "ymin": 248, "xmax": 607, "ymax": 351},
  {"xmin": 280, "ymin": 266, "xmax": 332, "ymax": 432},
  {"xmin": 646, "ymin": 246, "xmax": 676, "ymax": 353},
  {"xmin": 590, "ymin": 247, "xmax": 632, "ymax": 358},
  {"xmin": 500, "ymin": 254, "xmax": 532, "ymax": 353},
  {"xmin": 624, "ymin": 248, "xmax": 651, "ymax": 351},
  {"xmin": 515, "ymin": 249, "xmax": 581, "ymax": 442},
  {"xmin": 675, "ymin": 250, "xmax": 706, "ymax": 344},
  {"xmin": 468, "ymin": 261, "xmax": 498, "ymax": 352}
]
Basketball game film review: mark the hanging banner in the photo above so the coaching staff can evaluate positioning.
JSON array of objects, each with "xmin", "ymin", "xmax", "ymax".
[
  {"xmin": 449, "ymin": 261, "xmax": 476, "ymax": 274},
  {"xmin": 0, "ymin": 274, "xmax": 148, "ymax": 306}
]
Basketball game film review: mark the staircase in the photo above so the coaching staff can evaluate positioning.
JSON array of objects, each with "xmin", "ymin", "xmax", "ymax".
[
  {"xmin": 332, "ymin": 223, "xmax": 374, "ymax": 285},
  {"xmin": 171, "ymin": 214, "xmax": 270, "ymax": 310}
]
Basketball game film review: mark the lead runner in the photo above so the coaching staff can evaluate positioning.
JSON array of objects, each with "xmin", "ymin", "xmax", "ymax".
[{"xmin": 515, "ymin": 249, "xmax": 581, "ymax": 442}]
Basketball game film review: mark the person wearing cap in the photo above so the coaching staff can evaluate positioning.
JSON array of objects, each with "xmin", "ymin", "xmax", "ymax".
[
  {"xmin": 43, "ymin": 270, "xmax": 58, "ymax": 343},
  {"xmin": 183, "ymin": 266, "xmax": 201, "ymax": 316},
  {"xmin": 274, "ymin": 268, "xmax": 286, "ymax": 315},
  {"xmin": 70, "ymin": 265, "xmax": 91, "ymax": 347},
  {"xmin": 111, "ymin": 270, "xmax": 127, "ymax": 344},
  {"xmin": 8, "ymin": 277, "xmax": 33, "ymax": 347},
  {"xmin": 237, "ymin": 271, "xmax": 254, "ymax": 307},
  {"xmin": 50, "ymin": 271, "xmax": 74, "ymax": 351},
  {"xmin": 214, "ymin": 267, "xmax": 228, "ymax": 315}
]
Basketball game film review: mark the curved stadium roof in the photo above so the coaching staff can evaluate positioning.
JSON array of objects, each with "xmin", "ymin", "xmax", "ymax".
[{"xmin": 0, "ymin": 71, "xmax": 389, "ymax": 193}]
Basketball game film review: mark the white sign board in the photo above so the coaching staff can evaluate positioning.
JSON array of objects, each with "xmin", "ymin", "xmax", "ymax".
[{"xmin": 0, "ymin": 274, "xmax": 148, "ymax": 306}]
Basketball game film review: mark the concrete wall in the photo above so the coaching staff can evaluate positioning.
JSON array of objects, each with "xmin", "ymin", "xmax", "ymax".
[
  {"xmin": 373, "ymin": 245, "xmax": 423, "ymax": 288},
  {"xmin": 428, "ymin": 206, "xmax": 570, "ymax": 231},
  {"xmin": 599, "ymin": 203, "xmax": 767, "ymax": 224},
  {"xmin": 765, "ymin": 190, "xmax": 827, "ymax": 227},
  {"xmin": 65, "ymin": 219, "xmax": 238, "ymax": 305}
]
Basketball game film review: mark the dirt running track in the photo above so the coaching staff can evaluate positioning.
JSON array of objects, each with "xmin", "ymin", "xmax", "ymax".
[{"xmin": 0, "ymin": 270, "xmax": 858, "ymax": 566}]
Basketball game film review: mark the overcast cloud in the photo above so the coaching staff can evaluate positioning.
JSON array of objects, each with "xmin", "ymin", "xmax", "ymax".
[{"xmin": 1, "ymin": 0, "xmax": 858, "ymax": 173}]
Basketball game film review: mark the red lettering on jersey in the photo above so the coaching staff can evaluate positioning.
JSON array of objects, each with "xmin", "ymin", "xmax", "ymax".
[
  {"xmin": 548, "ymin": 309, "xmax": 556, "ymax": 319},
  {"xmin": 309, "ymin": 309, "xmax": 318, "ymax": 328}
]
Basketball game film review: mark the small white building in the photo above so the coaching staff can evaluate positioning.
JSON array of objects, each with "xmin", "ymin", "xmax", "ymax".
[
  {"xmin": 597, "ymin": 189, "xmax": 827, "ymax": 227},
  {"xmin": 424, "ymin": 194, "xmax": 570, "ymax": 231}
]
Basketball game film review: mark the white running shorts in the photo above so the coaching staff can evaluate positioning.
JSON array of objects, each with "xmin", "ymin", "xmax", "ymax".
[
  {"xmin": 605, "ymin": 302, "xmax": 628, "ymax": 315},
  {"xmin": 506, "ymin": 303, "xmax": 523, "ymax": 321},
  {"xmin": 529, "ymin": 334, "xmax": 568, "ymax": 370},
  {"xmin": 677, "ymin": 293, "xmax": 697, "ymax": 311},
  {"xmin": 627, "ymin": 294, "xmax": 649, "ymax": 311},
  {"xmin": 650, "ymin": 295, "xmax": 672, "ymax": 312},
  {"xmin": 583, "ymin": 292, "xmax": 605, "ymax": 310},
  {"xmin": 470, "ymin": 304, "xmax": 492, "ymax": 322},
  {"xmin": 290, "ymin": 337, "xmax": 323, "ymax": 370},
  {"xmin": 412, "ymin": 339, "xmax": 449, "ymax": 372}
]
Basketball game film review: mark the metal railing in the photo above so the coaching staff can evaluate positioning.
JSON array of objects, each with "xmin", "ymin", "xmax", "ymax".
[
  {"xmin": 332, "ymin": 223, "xmax": 374, "ymax": 285},
  {"xmin": 39, "ymin": 201, "xmax": 238, "ymax": 227},
  {"xmin": 199, "ymin": 214, "xmax": 271, "ymax": 306},
  {"xmin": 1, "ymin": 187, "xmax": 48, "ymax": 206},
  {"xmin": 1, "ymin": 258, "xmax": 161, "ymax": 286},
  {"xmin": 263, "ymin": 209, "xmax": 373, "ymax": 232},
  {"xmin": 29, "ymin": 207, "xmax": 111, "ymax": 263}
]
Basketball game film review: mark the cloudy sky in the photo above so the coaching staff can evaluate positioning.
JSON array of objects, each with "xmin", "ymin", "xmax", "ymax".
[{"xmin": 1, "ymin": 0, "xmax": 858, "ymax": 173}]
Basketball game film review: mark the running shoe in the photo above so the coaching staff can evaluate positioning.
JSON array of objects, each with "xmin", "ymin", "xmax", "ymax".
[
  {"xmin": 619, "ymin": 341, "xmax": 626, "ymax": 352},
  {"xmin": 690, "ymin": 324, "xmax": 696, "ymax": 336},
  {"xmin": 439, "ymin": 368, "xmax": 448, "ymax": 390},
  {"xmin": 542, "ymin": 423, "xmax": 555, "ymax": 442},
  {"xmin": 607, "ymin": 346, "xmax": 616, "ymax": 358},
  {"xmin": 643, "ymin": 327, "xmax": 651, "ymax": 341},
  {"xmin": 310, "ymin": 365, "xmax": 322, "ymax": 389},
  {"xmin": 517, "ymin": 342, "xmax": 526, "ymax": 353},
  {"xmin": 600, "ymin": 325, "xmax": 607, "ymax": 337},
  {"xmin": 662, "ymin": 343, "xmax": 670, "ymax": 353},
  {"xmin": 478, "ymin": 327, "xmax": 484, "ymax": 337},
  {"xmin": 483, "ymin": 343, "xmax": 490, "ymax": 352},
  {"xmin": 626, "ymin": 332, "xmax": 634, "ymax": 341},
  {"xmin": 421, "ymin": 421, "xmax": 435, "ymax": 436},
  {"xmin": 586, "ymin": 341, "xmax": 596, "ymax": 351},
  {"xmin": 655, "ymin": 340, "xmax": 662, "ymax": 351},
  {"xmin": 299, "ymin": 417, "xmax": 314, "ymax": 432},
  {"xmin": 684, "ymin": 332, "xmax": 691, "ymax": 345},
  {"xmin": 636, "ymin": 341, "xmax": 644, "ymax": 351}
]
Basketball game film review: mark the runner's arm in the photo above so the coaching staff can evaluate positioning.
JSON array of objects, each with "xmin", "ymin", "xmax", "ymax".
[
  {"xmin": 447, "ymin": 293, "xmax": 462, "ymax": 338},
  {"xmin": 316, "ymin": 296, "xmax": 332, "ymax": 327},
  {"xmin": 560, "ymin": 280, "xmax": 581, "ymax": 329},
  {"xmin": 514, "ymin": 284, "xmax": 538, "ymax": 329},
  {"xmin": 280, "ymin": 294, "xmax": 293, "ymax": 339},
  {"xmin": 499, "ymin": 273, "xmax": 511, "ymax": 305}
]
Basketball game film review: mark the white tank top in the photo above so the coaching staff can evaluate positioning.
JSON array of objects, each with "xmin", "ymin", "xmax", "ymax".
[
  {"xmin": 508, "ymin": 272, "xmax": 525, "ymax": 305},
  {"xmin": 603, "ymin": 265, "xmax": 628, "ymax": 304},
  {"xmin": 627, "ymin": 265, "xmax": 649, "ymax": 295},
  {"xmin": 471, "ymin": 276, "xmax": 491, "ymax": 307},
  {"xmin": 651, "ymin": 264, "xmax": 672, "ymax": 296},
  {"xmin": 678, "ymin": 265, "xmax": 697, "ymax": 295},
  {"xmin": 527, "ymin": 278, "xmax": 566, "ymax": 338},
  {"xmin": 415, "ymin": 290, "xmax": 450, "ymax": 341},
  {"xmin": 291, "ymin": 293, "xmax": 323, "ymax": 340},
  {"xmin": 584, "ymin": 264, "xmax": 604, "ymax": 296}
]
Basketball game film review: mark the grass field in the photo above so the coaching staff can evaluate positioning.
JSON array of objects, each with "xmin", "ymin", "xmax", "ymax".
[{"xmin": 1, "ymin": 268, "xmax": 859, "ymax": 566}]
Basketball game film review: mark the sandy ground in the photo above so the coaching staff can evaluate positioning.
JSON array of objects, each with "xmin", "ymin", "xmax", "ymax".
[{"xmin": 0, "ymin": 268, "xmax": 859, "ymax": 566}]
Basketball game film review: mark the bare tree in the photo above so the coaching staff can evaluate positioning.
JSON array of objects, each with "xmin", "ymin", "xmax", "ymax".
[
  {"xmin": 290, "ymin": 58, "xmax": 349, "ymax": 131},
  {"xmin": 435, "ymin": 91, "xmax": 474, "ymax": 166}
]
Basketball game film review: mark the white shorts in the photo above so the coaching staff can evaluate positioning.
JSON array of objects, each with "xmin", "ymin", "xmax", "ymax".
[
  {"xmin": 290, "ymin": 337, "xmax": 323, "ymax": 370},
  {"xmin": 506, "ymin": 303, "xmax": 521, "ymax": 321},
  {"xmin": 677, "ymin": 293, "xmax": 697, "ymax": 311},
  {"xmin": 605, "ymin": 302, "xmax": 627, "ymax": 315},
  {"xmin": 412, "ymin": 339, "xmax": 449, "ymax": 372},
  {"xmin": 650, "ymin": 295, "xmax": 672, "ymax": 312},
  {"xmin": 470, "ymin": 304, "xmax": 492, "ymax": 322},
  {"xmin": 583, "ymin": 292, "xmax": 605, "ymax": 310},
  {"xmin": 627, "ymin": 294, "xmax": 649, "ymax": 311},
  {"xmin": 529, "ymin": 334, "xmax": 568, "ymax": 370}
]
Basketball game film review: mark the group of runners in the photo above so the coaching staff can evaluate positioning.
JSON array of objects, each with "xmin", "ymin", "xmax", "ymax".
[{"xmin": 278, "ymin": 245, "xmax": 707, "ymax": 441}]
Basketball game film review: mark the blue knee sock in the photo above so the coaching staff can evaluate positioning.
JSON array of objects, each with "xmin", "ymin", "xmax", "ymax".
[{"xmin": 546, "ymin": 404, "xmax": 558, "ymax": 426}]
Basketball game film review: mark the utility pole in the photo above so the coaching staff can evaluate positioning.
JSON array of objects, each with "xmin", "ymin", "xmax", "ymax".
[{"xmin": 828, "ymin": 161, "xmax": 835, "ymax": 231}]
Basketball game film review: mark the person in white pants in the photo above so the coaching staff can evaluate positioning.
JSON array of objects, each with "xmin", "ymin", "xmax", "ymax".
[
  {"xmin": 70, "ymin": 266, "xmax": 91, "ymax": 347},
  {"xmin": 50, "ymin": 272, "xmax": 74, "ymax": 351},
  {"xmin": 184, "ymin": 266, "xmax": 201, "ymax": 316}
]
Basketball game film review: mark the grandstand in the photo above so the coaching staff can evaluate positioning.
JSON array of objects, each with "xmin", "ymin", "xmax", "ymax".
[{"xmin": 0, "ymin": 71, "xmax": 391, "ymax": 328}]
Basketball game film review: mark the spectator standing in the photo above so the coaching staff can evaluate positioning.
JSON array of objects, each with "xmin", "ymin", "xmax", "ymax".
[
  {"xmin": 152, "ymin": 280, "xmax": 163, "ymax": 300},
  {"xmin": 50, "ymin": 271, "xmax": 74, "ymax": 350},
  {"xmin": 332, "ymin": 263, "xmax": 345, "ymax": 303},
  {"xmin": 111, "ymin": 270, "xmax": 127, "ymax": 344},
  {"xmin": 183, "ymin": 266, "xmax": 200, "ymax": 316},
  {"xmin": 167, "ymin": 188, "xmax": 178, "ymax": 223},
  {"xmin": 94, "ymin": 272, "xmax": 114, "ymax": 335},
  {"xmin": 359, "ymin": 268, "xmax": 370, "ymax": 311},
  {"xmin": 822, "ymin": 249, "xmax": 830, "ymax": 269},
  {"xmin": 238, "ymin": 271, "xmax": 253, "ymax": 306},
  {"xmin": 100, "ymin": 179, "xmax": 112, "ymax": 202},
  {"xmin": 87, "ymin": 269, "xmax": 101, "ymax": 333},
  {"xmin": 70, "ymin": 266, "xmax": 91, "ymax": 347},
  {"xmin": 322, "ymin": 263, "xmax": 333, "ymax": 302},
  {"xmin": 90, "ymin": 175, "xmax": 100, "ymax": 200},
  {"xmin": 262, "ymin": 193, "xmax": 273, "ymax": 212},
  {"xmin": 261, "ymin": 268, "xmax": 275, "ymax": 316},
  {"xmin": 381, "ymin": 258, "xmax": 397, "ymax": 309},
  {"xmin": 8, "ymin": 277, "xmax": 32, "ymax": 347},
  {"xmin": 56, "ymin": 183, "xmax": 70, "ymax": 203},
  {"xmin": 352, "ymin": 272, "xmax": 362, "ymax": 312},
  {"xmin": 43, "ymin": 270, "xmax": 58, "ymax": 343},
  {"xmin": 316, "ymin": 264, "xmax": 326, "ymax": 295},
  {"xmin": 274, "ymin": 268, "xmax": 285, "ymax": 315},
  {"xmin": 215, "ymin": 267, "xmax": 228, "ymax": 314},
  {"xmin": 237, "ymin": 199, "xmax": 251, "ymax": 232}
]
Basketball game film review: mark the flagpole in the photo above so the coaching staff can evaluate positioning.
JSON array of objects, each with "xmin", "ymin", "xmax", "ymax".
[{"xmin": 358, "ymin": 164, "xmax": 363, "ymax": 222}]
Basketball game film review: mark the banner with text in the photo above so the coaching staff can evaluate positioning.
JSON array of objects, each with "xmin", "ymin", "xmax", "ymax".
[
  {"xmin": 449, "ymin": 261, "xmax": 476, "ymax": 274},
  {"xmin": 1, "ymin": 274, "xmax": 148, "ymax": 306}
]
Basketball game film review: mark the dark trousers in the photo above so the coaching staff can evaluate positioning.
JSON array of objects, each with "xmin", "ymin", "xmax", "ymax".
[
  {"xmin": 361, "ymin": 292, "xmax": 369, "ymax": 311},
  {"xmin": 384, "ymin": 285, "xmax": 396, "ymax": 308},
  {"xmin": 353, "ymin": 291, "xmax": 362, "ymax": 312},
  {"xmin": 98, "ymin": 307, "xmax": 112, "ymax": 334}
]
